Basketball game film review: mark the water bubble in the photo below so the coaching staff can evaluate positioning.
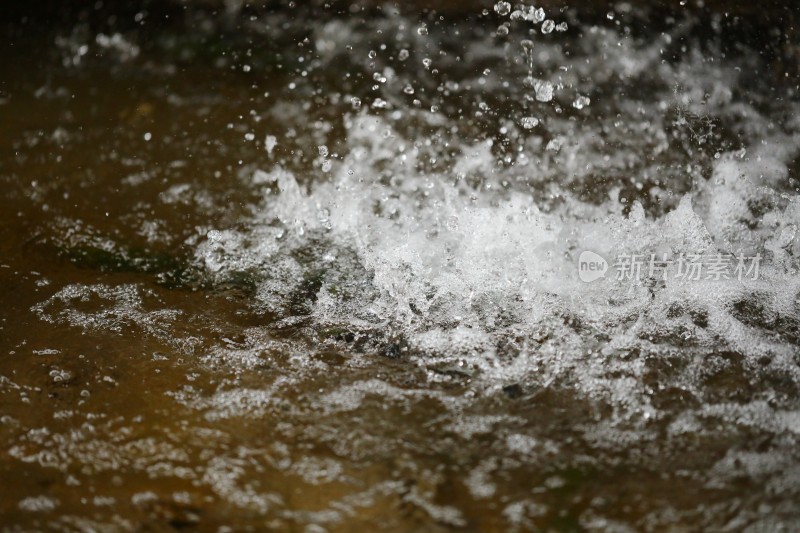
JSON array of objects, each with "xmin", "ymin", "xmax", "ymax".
[
  {"xmin": 143, "ymin": 132, "xmax": 152, "ymax": 141},
  {"xmin": 520, "ymin": 116, "xmax": 539, "ymax": 129},
  {"xmin": 496, "ymin": 24, "xmax": 509, "ymax": 36},
  {"xmin": 509, "ymin": 10, "xmax": 524, "ymax": 21},
  {"xmin": 533, "ymin": 7, "xmax": 546, "ymax": 23},
  {"xmin": 18, "ymin": 496, "xmax": 58, "ymax": 512},
  {"xmin": 422, "ymin": 58, "xmax": 432, "ymax": 69},
  {"xmin": 398, "ymin": 49, "xmax": 409, "ymax": 61},
  {"xmin": 556, "ymin": 22, "xmax": 569, "ymax": 32},
  {"xmin": 572, "ymin": 95, "xmax": 591, "ymax": 109},
  {"xmin": 368, "ymin": 50, "xmax": 377, "ymax": 59},
  {"xmin": 417, "ymin": 23, "xmax": 428, "ymax": 36},
  {"xmin": 607, "ymin": 11, "xmax": 615, "ymax": 20},
  {"xmin": 351, "ymin": 97, "xmax": 362, "ymax": 109},
  {"xmin": 49, "ymin": 368, "xmax": 72, "ymax": 383},
  {"xmin": 244, "ymin": 132, "xmax": 255, "ymax": 141},
  {"xmin": 403, "ymin": 85, "xmax": 415, "ymax": 95},
  {"xmin": 541, "ymin": 20, "xmax": 555, "ymax": 34},
  {"xmin": 318, "ymin": 145, "xmax": 328, "ymax": 157},
  {"xmin": 494, "ymin": 1, "xmax": 511, "ymax": 16}
]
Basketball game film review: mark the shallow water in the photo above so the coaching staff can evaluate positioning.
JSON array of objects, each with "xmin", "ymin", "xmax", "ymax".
[{"xmin": 2, "ymin": 1, "xmax": 800, "ymax": 531}]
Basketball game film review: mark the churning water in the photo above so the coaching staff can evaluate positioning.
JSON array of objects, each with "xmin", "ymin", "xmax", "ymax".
[{"xmin": 2, "ymin": 1, "xmax": 800, "ymax": 530}]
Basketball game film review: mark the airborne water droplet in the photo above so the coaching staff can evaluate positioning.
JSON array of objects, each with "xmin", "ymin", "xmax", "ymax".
[
  {"xmin": 265, "ymin": 135, "xmax": 277, "ymax": 154},
  {"xmin": 521, "ymin": 39, "xmax": 534, "ymax": 53},
  {"xmin": 494, "ymin": 1, "xmax": 511, "ymax": 16},
  {"xmin": 573, "ymin": 95, "xmax": 591, "ymax": 109},
  {"xmin": 533, "ymin": 79, "xmax": 554, "ymax": 102}
]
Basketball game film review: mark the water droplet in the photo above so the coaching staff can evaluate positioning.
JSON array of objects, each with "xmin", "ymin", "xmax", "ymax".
[
  {"xmin": 520, "ymin": 116, "xmax": 539, "ymax": 129},
  {"xmin": 494, "ymin": 1, "xmax": 511, "ymax": 16},
  {"xmin": 572, "ymin": 95, "xmax": 591, "ymax": 109},
  {"xmin": 265, "ymin": 135, "xmax": 277, "ymax": 154},
  {"xmin": 533, "ymin": 79, "xmax": 554, "ymax": 102},
  {"xmin": 521, "ymin": 39, "xmax": 534, "ymax": 53},
  {"xmin": 541, "ymin": 20, "xmax": 555, "ymax": 34}
]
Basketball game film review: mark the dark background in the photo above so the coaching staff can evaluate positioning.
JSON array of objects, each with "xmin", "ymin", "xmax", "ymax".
[{"xmin": 3, "ymin": 0, "xmax": 798, "ymax": 83}]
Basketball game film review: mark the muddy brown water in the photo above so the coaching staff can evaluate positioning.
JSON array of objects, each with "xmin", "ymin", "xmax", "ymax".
[{"xmin": 2, "ymin": 2, "xmax": 800, "ymax": 532}]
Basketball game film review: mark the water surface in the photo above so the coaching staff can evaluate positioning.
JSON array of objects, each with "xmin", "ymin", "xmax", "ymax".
[{"xmin": 2, "ymin": 2, "xmax": 800, "ymax": 531}]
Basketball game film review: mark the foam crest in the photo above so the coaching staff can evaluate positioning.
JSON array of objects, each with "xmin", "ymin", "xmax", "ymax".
[{"xmin": 189, "ymin": 17, "xmax": 800, "ymax": 424}]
